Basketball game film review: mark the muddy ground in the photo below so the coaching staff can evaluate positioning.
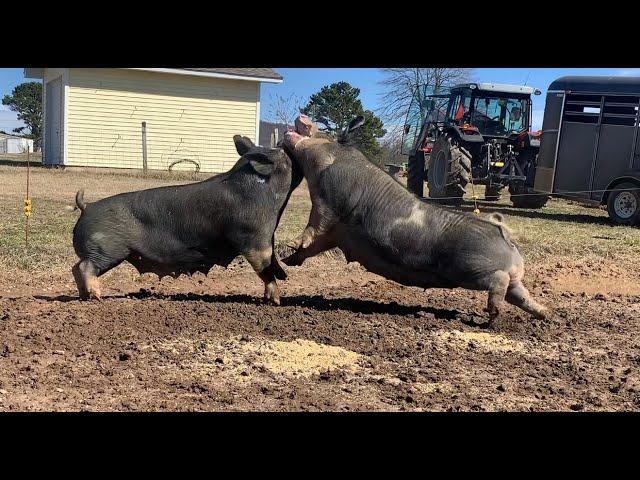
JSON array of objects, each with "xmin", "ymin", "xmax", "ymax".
[{"xmin": 1, "ymin": 255, "xmax": 639, "ymax": 412}]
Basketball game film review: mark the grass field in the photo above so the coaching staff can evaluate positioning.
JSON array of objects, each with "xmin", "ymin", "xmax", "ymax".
[{"xmin": 1, "ymin": 163, "xmax": 638, "ymax": 281}]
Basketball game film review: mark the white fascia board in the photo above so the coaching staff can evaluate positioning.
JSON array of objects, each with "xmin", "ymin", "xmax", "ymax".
[{"xmin": 125, "ymin": 68, "xmax": 283, "ymax": 84}]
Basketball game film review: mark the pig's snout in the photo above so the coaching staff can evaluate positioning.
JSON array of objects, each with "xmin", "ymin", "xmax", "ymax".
[{"xmin": 294, "ymin": 114, "xmax": 314, "ymax": 137}]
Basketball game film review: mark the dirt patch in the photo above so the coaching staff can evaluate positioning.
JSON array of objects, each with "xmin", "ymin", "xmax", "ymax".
[
  {"xmin": 157, "ymin": 336, "xmax": 363, "ymax": 381},
  {"xmin": 542, "ymin": 259, "xmax": 640, "ymax": 296},
  {"xmin": 1, "ymin": 256, "xmax": 640, "ymax": 411},
  {"xmin": 434, "ymin": 330, "xmax": 527, "ymax": 354},
  {"xmin": 241, "ymin": 339, "xmax": 362, "ymax": 378}
]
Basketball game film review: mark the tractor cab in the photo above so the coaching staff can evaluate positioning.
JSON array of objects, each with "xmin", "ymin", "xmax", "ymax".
[
  {"xmin": 402, "ymin": 82, "xmax": 547, "ymax": 207},
  {"xmin": 446, "ymin": 83, "xmax": 536, "ymax": 139}
]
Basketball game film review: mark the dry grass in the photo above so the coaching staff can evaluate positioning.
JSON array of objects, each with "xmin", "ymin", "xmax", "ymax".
[
  {"xmin": 453, "ymin": 188, "xmax": 640, "ymax": 263},
  {"xmin": 1, "ymin": 163, "xmax": 639, "ymax": 282},
  {"xmin": 0, "ymin": 152, "xmax": 43, "ymax": 164}
]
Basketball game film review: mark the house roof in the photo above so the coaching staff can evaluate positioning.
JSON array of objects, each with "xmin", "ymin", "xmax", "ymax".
[
  {"xmin": 24, "ymin": 68, "xmax": 283, "ymax": 83},
  {"xmin": 181, "ymin": 68, "xmax": 282, "ymax": 81}
]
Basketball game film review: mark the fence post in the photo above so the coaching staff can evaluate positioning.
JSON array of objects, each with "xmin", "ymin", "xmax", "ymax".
[
  {"xmin": 141, "ymin": 121, "xmax": 148, "ymax": 175},
  {"xmin": 25, "ymin": 143, "xmax": 31, "ymax": 248},
  {"xmin": 269, "ymin": 128, "xmax": 279, "ymax": 147}
]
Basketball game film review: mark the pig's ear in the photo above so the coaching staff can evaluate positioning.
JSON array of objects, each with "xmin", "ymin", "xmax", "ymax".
[
  {"xmin": 247, "ymin": 152, "xmax": 276, "ymax": 176},
  {"xmin": 234, "ymin": 135, "xmax": 255, "ymax": 156},
  {"xmin": 347, "ymin": 116, "xmax": 365, "ymax": 133}
]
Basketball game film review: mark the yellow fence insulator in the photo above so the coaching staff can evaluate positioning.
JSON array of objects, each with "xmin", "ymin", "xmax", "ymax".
[{"xmin": 24, "ymin": 198, "xmax": 32, "ymax": 218}]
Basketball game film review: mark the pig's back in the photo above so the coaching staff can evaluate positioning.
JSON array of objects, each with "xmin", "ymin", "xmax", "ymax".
[{"xmin": 323, "ymin": 152, "xmax": 515, "ymax": 279}]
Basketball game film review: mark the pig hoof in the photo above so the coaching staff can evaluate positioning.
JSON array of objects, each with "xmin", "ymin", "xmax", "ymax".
[
  {"xmin": 263, "ymin": 293, "xmax": 281, "ymax": 306},
  {"xmin": 301, "ymin": 236, "xmax": 312, "ymax": 249},
  {"xmin": 263, "ymin": 283, "xmax": 281, "ymax": 306},
  {"xmin": 287, "ymin": 239, "xmax": 301, "ymax": 250},
  {"xmin": 534, "ymin": 308, "xmax": 549, "ymax": 320},
  {"xmin": 282, "ymin": 254, "xmax": 301, "ymax": 267},
  {"xmin": 287, "ymin": 234, "xmax": 306, "ymax": 251}
]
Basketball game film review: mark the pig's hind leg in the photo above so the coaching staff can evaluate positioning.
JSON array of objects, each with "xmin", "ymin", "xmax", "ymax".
[
  {"xmin": 485, "ymin": 271, "xmax": 511, "ymax": 324},
  {"xmin": 73, "ymin": 248, "xmax": 128, "ymax": 300},
  {"xmin": 483, "ymin": 272, "xmax": 548, "ymax": 324},
  {"xmin": 72, "ymin": 262, "xmax": 89, "ymax": 300},
  {"xmin": 73, "ymin": 232, "xmax": 130, "ymax": 300},
  {"xmin": 73, "ymin": 259, "xmax": 103, "ymax": 300},
  {"xmin": 505, "ymin": 282, "xmax": 548, "ymax": 320}
]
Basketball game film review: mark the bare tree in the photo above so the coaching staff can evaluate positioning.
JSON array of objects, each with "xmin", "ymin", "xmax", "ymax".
[
  {"xmin": 377, "ymin": 68, "xmax": 474, "ymax": 126},
  {"xmin": 267, "ymin": 93, "xmax": 305, "ymax": 127}
]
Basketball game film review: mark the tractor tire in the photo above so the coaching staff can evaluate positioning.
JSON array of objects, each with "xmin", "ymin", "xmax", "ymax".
[
  {"xmin": 484, "ymin": 185, "xmax": 503, "ymax": 201},
  {"xmin": 407, "ymin": 152, "xmax": 425, "ymax": 197},
  {"xmin": 606, "ymin": 182, "xmax": 640, "ymax": 226},
  {"xmin": 427, "ymin": 135, "xmax": 471, "ymax": 205},
  {"xmin": 509, "ymin": 183, "xmax": 549, "ymax": 209}
]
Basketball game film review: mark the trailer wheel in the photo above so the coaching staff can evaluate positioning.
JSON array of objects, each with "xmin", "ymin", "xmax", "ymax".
[
  {"xmin": 606, "ymin": 182, "xmax": 640, "ymax": 226},
  {"xmin": 427, "ymin": 135, "xmax": 471, "ymax": 205},
  {"xmin": 407, "ymin": 151, "xmax": 425, "ymax": 197}
]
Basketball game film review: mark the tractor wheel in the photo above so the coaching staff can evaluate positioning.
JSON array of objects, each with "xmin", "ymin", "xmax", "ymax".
[
  {"xmin": 484, "ymin": 185, "xmax": 503, "ymax": 201},
  {"xmin": 407, "ymin": 152, "xmax": 425, "ymax": 197},
  {"xmin": 606, "ymin": 182, "xmax": 640, "ymax": 226},
  {"xmin": 509, "ymin": 183, "xmax": 549, "ymax": 209},
  {"xmin": 427, "ymin": 135, "xmax": 471, "ymax": 205}
]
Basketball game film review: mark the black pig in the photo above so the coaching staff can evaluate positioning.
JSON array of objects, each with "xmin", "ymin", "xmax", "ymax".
[
  {"xmin": 282, "ymin": 114, "xmax": 548, "ymax": 324},
  {"xmin": 72, "ymin": 136, "xmax": 301, "ymax": 305}
]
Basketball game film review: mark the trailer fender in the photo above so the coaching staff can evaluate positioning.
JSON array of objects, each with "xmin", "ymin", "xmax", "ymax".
[{"xmin": 601, "ymin": 175, "xmax": 640, "ymax": 204}]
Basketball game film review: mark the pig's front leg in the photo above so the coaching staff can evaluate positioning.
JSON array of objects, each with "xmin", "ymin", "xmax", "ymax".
[
  {"xmin": 287, "ymin": 200, "xmax": 337, "ymax": 251},
  {"xmin": 244, "ymin": 246, "xmax": 283, "ymax": 305},
  {"xmin": 282, "ymin": 232, "xmax": 337, "ymax": 266}
]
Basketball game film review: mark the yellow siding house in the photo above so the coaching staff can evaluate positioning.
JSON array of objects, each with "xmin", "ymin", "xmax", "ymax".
[{"xmin": 23, "ymin": 68, "xmax": 283, "ymax": 173}]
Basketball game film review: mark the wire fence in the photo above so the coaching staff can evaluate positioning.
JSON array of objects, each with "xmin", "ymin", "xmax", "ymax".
[
  {"xmin": 412, "ymin": 186, "xmax": 640, "ymax": 202},
  {"xmin": 64, "ymin": 125, "xmax": 240, "ymax": 174}
]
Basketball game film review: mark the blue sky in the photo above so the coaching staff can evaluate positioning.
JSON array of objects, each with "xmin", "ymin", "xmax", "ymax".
[
  {"xmin": 3, "ymin": 67, "xmax": 640, "ymax": 133},
  {"xmin": 263, "ymin": 68, "xmax": 640, "ymax": 131}
]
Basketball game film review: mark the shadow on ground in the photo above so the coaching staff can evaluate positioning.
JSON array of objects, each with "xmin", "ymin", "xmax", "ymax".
[
  {"xmin": 34, "ymin": 290, "xmax": 463, "ymax": 320},
  {"xmin": 420, "ymin": 198, "xmax": 612, "ymax": 225}
]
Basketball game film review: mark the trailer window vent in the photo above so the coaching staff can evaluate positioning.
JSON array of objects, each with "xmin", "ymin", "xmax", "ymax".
[
  {"xmin": 563, "ymin": 93, "xmax": 602, "ymax": 124},
  {"xmin": 565, "ymin": 93, "xmax": 602, "ymax": 104},
  {"xmin": 601, "ymin": 96, "xmax": 640, "ymax": 126}
]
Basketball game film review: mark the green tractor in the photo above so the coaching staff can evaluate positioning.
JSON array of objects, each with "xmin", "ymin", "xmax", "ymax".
[{"xmin": 402, "ymin": 82, "xmax": 549, "ymax": 208}]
